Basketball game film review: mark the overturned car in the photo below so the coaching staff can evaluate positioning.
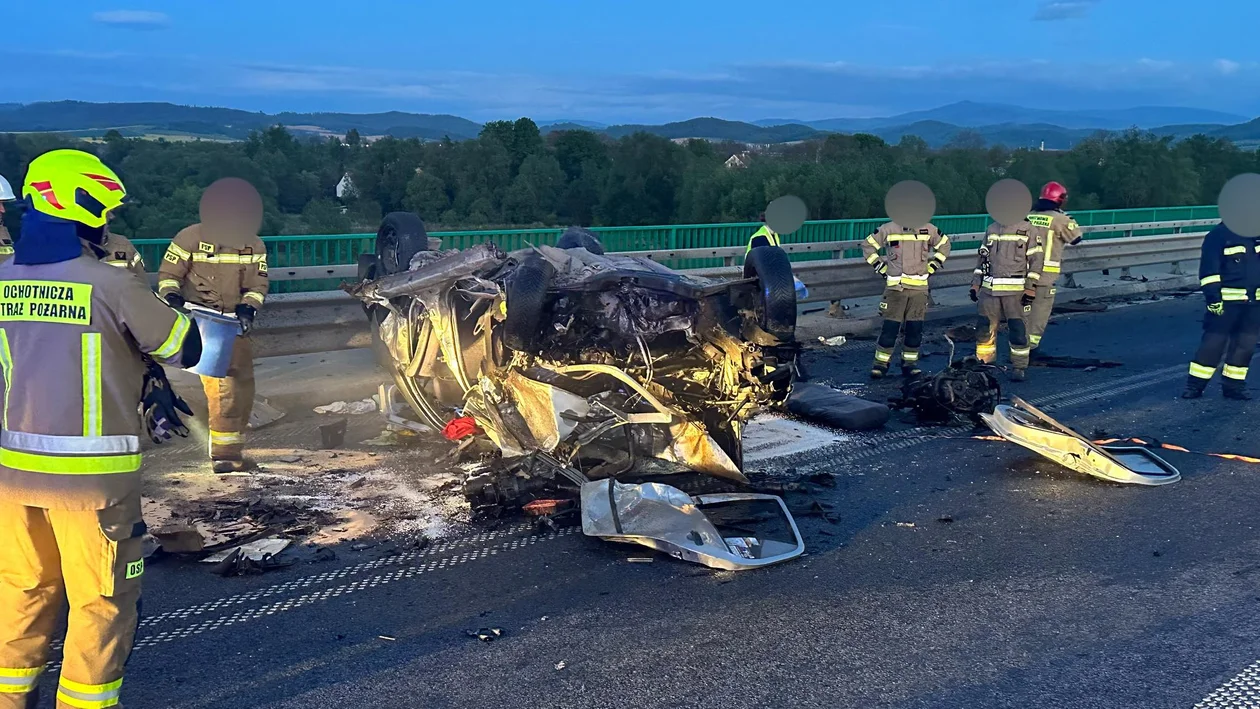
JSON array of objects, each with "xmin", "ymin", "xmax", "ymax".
[{"xmin": 349, "ymin": 213, "xmax": 808, "ymax": 567}]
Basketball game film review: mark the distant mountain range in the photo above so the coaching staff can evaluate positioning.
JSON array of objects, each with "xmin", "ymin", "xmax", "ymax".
[{"xmin": 0, "ymin": 100, "xmax": 1257, "ymax": 150}]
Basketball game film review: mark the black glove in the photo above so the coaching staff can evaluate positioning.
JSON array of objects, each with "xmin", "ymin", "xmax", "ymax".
[
  {"xmin": 1021, "ymin": 290, "xmax": 1036, "ymax": 308},
  {"xmin": 140, "ymin": 359, "xmax": 193, "ymax": 444},
  {"xmin": 235, "ymin": 304, "xmax": 257, "ymax": 335},
  {"xmin": 926, "ymin": 261, "xmax": 939, "ymax": 275},
  {"xmin": 873, "ymin": 261, "xmax": 888, "ymax": 276},
  {"xmin": 969, "ymin": 288, "xmax": 979, "ymax": 302},
  {"xmin": 164, "ymin": 293, "xmax": 185, "ymax": 309}
]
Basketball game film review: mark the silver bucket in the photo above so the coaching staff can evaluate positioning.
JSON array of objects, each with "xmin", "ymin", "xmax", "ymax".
[{"xmin": 185, "ymin": 305, "xmax": 242, "ymax": 378}]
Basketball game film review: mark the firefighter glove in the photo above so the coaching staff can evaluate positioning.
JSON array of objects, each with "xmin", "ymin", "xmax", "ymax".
[
  {"xmin": 235, "ymin": 304, "xmax": 257, "ymax": 334},
  {"xmin": 164, "ymin": 293, "xmax": 185, "ymax": 309},
  {"xmin": 1208, "ymin": 301, "xmax": 1225, "ymax": 316},
  {"xmin": 140, "ymin": 358, "xmax": 193, "ymax": 444},
  {"xmin": 1021, "ymin": 290, "xmax": 1037, "ymax": 307},
  {"xmin": 926, "ymin": 261, "xmax": 938, "ymax": 275},
  {"xmin": 969, "ymin": 288, "xmax": 979, "ymax": 303},
  {"xmin": 873, "ymin": 261, "xmax": 888, "ymax": 276}
]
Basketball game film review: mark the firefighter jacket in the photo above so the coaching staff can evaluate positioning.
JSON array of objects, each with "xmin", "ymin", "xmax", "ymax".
[
  {"xmin": 861, "ymin": 222, "xmax": 951, "ymax": 292},
  {"xmin": 1026, "ymin": 207, "xmax": 1083, "ymax": 285},
  {"xmin": 746, "ymin": 225, "xmax": 781, "ymax": 253},
  {"xmin": 0, "ymin": 224, "xmax": 12, "ymax": 261},
  {"xmin": 1198, "ymin": 223, "xmax": 1260, "ymax": 304},
  {"xmin": 157, "ymin": 223, "xmax": 269, "ymax": 312},
  {"xmin": 0, "ymin": 255, "xmax": 193, "ymax": 510},
  {"xmin": 85, "ymin": 229, "xmax": 146, "ymax": 279},
  {"xmin": 972, "ymin": 220, "xmax": 1044, "ymax": 293}
]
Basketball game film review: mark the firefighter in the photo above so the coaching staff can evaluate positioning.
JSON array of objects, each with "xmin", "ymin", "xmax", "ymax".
[
  {"xmin": 746, "ymin": 212, "xmax": 780, "ymax": 253},
  {"xmin": 1025, "ymin": 181, "xmax": 1084, "ymax": 350},
  {"xmin": 971, "ymin": 217, "xmax": 1044, "ymax": 381},
  {"xmin": 0, "ymin": 149, "xmax": 199, "ymax": 709},
  {"xmin": 157, "ymin": 178, "xmax": 268, "ymax": 473},
  {"xmin": 1182, "ymin": 221, "xmax": 1260, "ymax": 400},
  {"xmin": 861, "ymin": 220, "xmax": 951, "ymax": 377},
  {"xmin": 0, "ymin": 174, "xmax": 14, "ymax": 260}
]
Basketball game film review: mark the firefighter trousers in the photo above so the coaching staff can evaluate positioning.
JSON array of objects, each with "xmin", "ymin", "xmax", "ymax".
[
  {"xmin": 200, "ymin": 335, "xmax": 255, "ymax": 462},
  {"xmin": 976, "ymin": 291, "xmax": 1031, "ymax": 370},
  {"xmin": 874, "ymin": 289, "xmax": 928, "ymax": 371},
  {"xmin": 0, "ymin": 497, "xmax": 144, "ymax": 709},
  {"xmin": 1187, "ymin": 302, "xmax": 1260, "ymax": 393},
  {"xmin": 1026, "ymin": 284, "xmax": 1057, "ymax": 349}
]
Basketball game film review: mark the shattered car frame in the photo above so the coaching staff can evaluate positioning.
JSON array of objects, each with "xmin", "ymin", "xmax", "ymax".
[{"xmin": 351, "ymin": 215, "xmax": 802, "ymax": 507}]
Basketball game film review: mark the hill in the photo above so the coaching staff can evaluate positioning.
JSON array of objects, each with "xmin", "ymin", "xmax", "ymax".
[
  {"xmin": 602, "ymin": 117, "xmax": 820, "ymax": 143},
  {"xmin": 786, "ymin": 101, "xmax": 1249, "ymax": 132}
]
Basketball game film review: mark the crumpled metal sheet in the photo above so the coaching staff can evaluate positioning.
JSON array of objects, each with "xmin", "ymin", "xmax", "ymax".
[
  {"xmin": 980, "ymin": 397, "xmax": 1180, "ymax": 486},
  {"xmin": 350, "ymin": 243, "xmax": 505, "ymax": 302},
  {"xmin": 501, "ymin": 370, "xmax": 591, "ymax": 453},
  {"xmin": 523, "ymin": 245, "xmax": 714, "ymax": 290},
  {"xmin": 580, "ymin": 479, "xmax": 805, "ymax": 571}
]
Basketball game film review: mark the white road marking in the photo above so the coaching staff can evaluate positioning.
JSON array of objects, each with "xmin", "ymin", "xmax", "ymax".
[
  {"xmin": 744, "ymin": 415, "xmax": 850, "ymax": 462},
  {"xmin": 1195, "ymin": 659, "xmax": 1260, "ymax": 708}
]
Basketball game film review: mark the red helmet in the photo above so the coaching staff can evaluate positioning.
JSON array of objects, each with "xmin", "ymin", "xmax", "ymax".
[{"xmin": 1040, "ymin": 181, "xmax": 1068, "ymax": 205}]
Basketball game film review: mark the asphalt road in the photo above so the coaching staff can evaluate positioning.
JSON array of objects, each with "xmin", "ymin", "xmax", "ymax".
[{"xmin": 37, "ymin": 294, "xmax": 1260, "ymax": 708}]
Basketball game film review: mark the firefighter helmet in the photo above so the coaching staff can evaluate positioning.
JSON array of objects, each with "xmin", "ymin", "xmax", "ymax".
[
  {"xmin": 22, "ymin": 149, "xmax": 127, "ymax": 229},
  {"xmin": 1040, "ymin": 181, "xmax": 1068, "ymax": 206}
]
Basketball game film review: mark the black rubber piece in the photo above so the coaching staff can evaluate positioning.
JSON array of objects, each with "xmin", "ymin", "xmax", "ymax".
[
  {"xmin": 742, "ymin": 246, "xmax": 797, "ymax": 338},
  {"xmin": 357, "ymin": 252, "xmax": 379, "ymax": 282},
  {"xmin": 556, "ymin": 226, "xmax": 605, "ymax": 255},
  {"xmin": 503, "ymin": 255, "xmax": 554, "ymax": 352},
  {"xmin": 376, "ymin": 212, "xmax": 429, "ymax": 276},
  {"xmin": 788, "ymin": 382, "xmax": 890, "ymax": 431}
]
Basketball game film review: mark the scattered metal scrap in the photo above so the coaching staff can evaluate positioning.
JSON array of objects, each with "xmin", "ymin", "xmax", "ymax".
[
  {"xmin": 891, "ymin": 356, "xmax": 1002, "ymax": 424},
  {"xmin": 980, "ymin": 397, "xmax": 1180, "ymax": 486}
]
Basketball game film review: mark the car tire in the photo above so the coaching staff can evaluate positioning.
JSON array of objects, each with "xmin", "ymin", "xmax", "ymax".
[
  {"xmin": 503, "ymin": 255, "xmax": 554, "ymax": 352},
  {"xmin": 743, "ymin": 246, "xmax": 797, "ymax": 338},
  {"xmin": 376, "ymin": 212, "xmax": 429, "ymax": 275},
  {"xmin": 556, "ymin": 226, "xmax": 605, "ymax": 255}
]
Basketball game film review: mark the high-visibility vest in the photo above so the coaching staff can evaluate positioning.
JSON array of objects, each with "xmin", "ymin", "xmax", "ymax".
[{"xmin": 746, "ymin": 225, "xmax": 781, "ymax": 254}]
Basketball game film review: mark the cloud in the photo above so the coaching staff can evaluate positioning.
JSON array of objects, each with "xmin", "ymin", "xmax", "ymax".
[
  {"xmin": 91, "ymin": 10, "xmax": 170, "ymax": 30},
  {"xmin": 1033, "ymin": 0, "xmax": 1099, "ymax": 21},
  {"xmin": 1216, "ymin": 59, "xmax": 1241, "ymax": 75}
]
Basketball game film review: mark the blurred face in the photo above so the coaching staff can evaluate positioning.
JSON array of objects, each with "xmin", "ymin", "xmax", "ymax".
[{"xmin": 0, "ymin": 201, "xmax": 7, "ymax": 216}]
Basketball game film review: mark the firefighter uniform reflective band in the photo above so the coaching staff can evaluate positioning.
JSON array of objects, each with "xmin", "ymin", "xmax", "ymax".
[
  {"xmin": 1224, "ymin": 364, "xmax": 1249, "ymax": 380},
  {"xmin": 0, "ymin": 666, "xmax": 40, "ymax": 694},
  {"xmin": 1189, "ymin": 362, "xmax": 1216, "ymax": 379},
  {"xmin": 58, "ymin": 676, "xmax": 123, "ymax": 708}
]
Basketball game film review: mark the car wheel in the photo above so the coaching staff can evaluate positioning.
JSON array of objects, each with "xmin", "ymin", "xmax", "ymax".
[
  {"xmin": 556, "ymin": 226, "xmax": 605, "ymax": 255},
  {"xmin": 743, "ymin": 246, "xmax": 797, "ymax": 338},
  {"xmin": 376, "ymin": 212, "xmax": 429, "ymax": 275},
  {"xmin": 503, "ymin": 255, "xmax": 554, "ymax": 352}
]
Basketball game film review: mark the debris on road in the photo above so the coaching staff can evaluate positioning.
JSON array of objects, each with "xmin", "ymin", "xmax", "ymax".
[
  {"xmin": 378, "ymin": 636, "xmax": 396, "ymax": 642},
  {"xmin": 896, "ymin": 522, "xmax": 916, "ymax": 528},
  {"xmin": 202, "ymin": 537, "xmax": 291, "ymax": 564},
  {"xmin": 249, "ymin": 397, "xmax": 287, "ymax": 429},
  {"xmin": 937, "ymin": 515, "xmax": 955, "ymax": 524},
  {"xmin": 1029, "ymin": 354, "xmax": 1122, "ymax": 369},
  {"xmin": 980, "ymin": 397, "xmax": 1181, "ymax": 486},
  {"xmin": 787, "ymin": 382, "xmax": 889, "ymax": 431},
  {"xmin": 314, "ymin": 398, "xmax": 377, "ymax": 415},
  {"xmin": 818, "ymin": 335, "xmax": 847, "ymax": 347},
  {"xmin": 554, "ymin": 661, "xmax": 566, "ymax": 671},
  {"xmin": 580, "ymin": 479, "xmax": 805, "ymax": 571},
  {"xmin": 440, "ymin": 416, "xmax": 482, "ymax": 442},
  {"xmin": 319, "ymin": 418, "xmax": 348, "ymax": 449},
  {"xmin": 151, "ymin": 525, "xmax": 204, "ymax": 553},
  {"xmin": 468, "ymin": 628, "xmax": 503, "ymax": 642},
  {"xmin": 892, "ymin": 357, "xmax": 1001, "ymax": 424},
  {"xmin": 1053, "ymin": 299, "xmax": 1109, "ymax": 313}
]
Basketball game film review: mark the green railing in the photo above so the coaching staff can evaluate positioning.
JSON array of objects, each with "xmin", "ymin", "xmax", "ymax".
[{"xmin": 131, "ymin": 204, "xmax": 1221, "ymax": 293}]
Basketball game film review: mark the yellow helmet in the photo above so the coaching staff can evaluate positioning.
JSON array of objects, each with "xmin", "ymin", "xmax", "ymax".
[{"xmin": 23, "ymin": 149, "xmax": 127, "ymax": 229}]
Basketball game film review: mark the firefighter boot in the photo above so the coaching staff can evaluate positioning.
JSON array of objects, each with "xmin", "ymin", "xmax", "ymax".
[
  {"xmin": 901, "ymin": 321, "xmax": 924, "ymax": 377},
  {"xmin": 1223, "ymin": 381, "xmax": 1252, "ymax": 401},
  {"xmin": 872, "ymin": 319, "xmax": 899, "ymax": 379}
]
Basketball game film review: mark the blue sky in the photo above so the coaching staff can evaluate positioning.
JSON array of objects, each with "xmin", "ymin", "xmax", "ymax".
[{"xmin": 4, "ymin": 1, "xmax": 1259, "ymax": 122}]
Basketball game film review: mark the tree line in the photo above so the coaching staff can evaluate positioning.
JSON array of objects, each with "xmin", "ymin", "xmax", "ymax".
[{"xmin": 0, "ymin": 119, "xmax": 1255, "ymax": 241}]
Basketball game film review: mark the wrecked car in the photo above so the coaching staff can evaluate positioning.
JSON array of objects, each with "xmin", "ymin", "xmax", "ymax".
[{"xmin": 350, "ymin": 215, "xmax": 805, "ymax": 566}]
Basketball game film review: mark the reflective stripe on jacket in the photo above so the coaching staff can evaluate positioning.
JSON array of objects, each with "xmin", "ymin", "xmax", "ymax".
[
  {"xmin": 972, "ymin": 221, "xmax": 1044, "ymax": 293},
  {"xmin": 0, "ymin": 255, "xmax": 192, "ymax": 510},
  {"xmin": 158, "ymin": 224, "xmax": 269, "ymax": 311},
  {"xmin": 861, "ymin": 221, "xmax": 951, "ymax": 291},
  {"xmin": 1198, "ymin": 223, "xmax": 1260, "ymax": 304},
  {"xmin": 86, "ymin": 230, "xmax": 147, "ymax": 280}
]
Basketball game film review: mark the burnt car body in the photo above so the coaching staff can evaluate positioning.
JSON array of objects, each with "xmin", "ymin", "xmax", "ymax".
[{"xmin": 350, "ymin": 213, "xmax": 801, "ymax": 490}]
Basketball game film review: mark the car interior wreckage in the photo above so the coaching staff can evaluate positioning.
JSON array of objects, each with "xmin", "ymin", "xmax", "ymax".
[{"xmin": 349, "ymin": 213, "xmax": 807, "ymax": 569}]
